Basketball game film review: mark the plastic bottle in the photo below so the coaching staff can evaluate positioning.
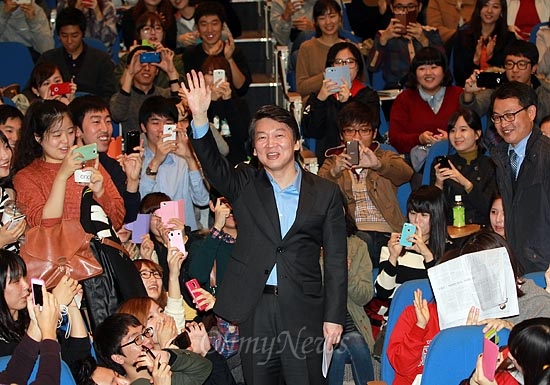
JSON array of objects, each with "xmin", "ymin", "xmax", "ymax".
[{"xmin": 453, "ymin": 195, "xmax": 465, "ymax": 228}]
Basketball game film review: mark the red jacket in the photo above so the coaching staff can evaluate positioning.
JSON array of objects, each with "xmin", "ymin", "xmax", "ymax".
[{"xmin": 387, "ymin": 303, "xmax": 440, "ymax": 385}]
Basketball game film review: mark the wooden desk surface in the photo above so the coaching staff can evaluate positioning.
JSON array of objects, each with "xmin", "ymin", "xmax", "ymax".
[{"xmin": 447, "ymin": 224, "xmax": 481, "ymax": 239}]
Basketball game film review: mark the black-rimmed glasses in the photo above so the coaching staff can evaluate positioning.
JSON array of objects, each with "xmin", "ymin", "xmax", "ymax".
[
  {"xmin": 490, "ymin": 106, "xmax": 529, "ymax": 124},
  {"xmin": 120, "ymin": 327, "xmax": 154, "ymax": 349},
  {"xmin": 140, "ymin": 270, "xmax": 162, "ymax": 279}
]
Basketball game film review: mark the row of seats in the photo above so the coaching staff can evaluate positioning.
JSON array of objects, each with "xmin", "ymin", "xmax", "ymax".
[{"xmin": 380, "ymin": 271, "xmax": 546, "ymax": 385}]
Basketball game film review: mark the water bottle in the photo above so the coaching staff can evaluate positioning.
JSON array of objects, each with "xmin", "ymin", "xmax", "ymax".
[{"xmin": 453, "ymin": 195, "xmax": 465, "ymax": 228}]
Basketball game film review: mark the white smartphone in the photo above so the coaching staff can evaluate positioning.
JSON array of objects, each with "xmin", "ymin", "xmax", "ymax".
[
  {"xmin": 213, "ymin": 69, "xmax": 226, "ymax": 85},
  {"xmin": 6, "ymin": 214, "xmax": 25, "ymax": 231},
  {"xmin": 74, "ymin": 169, "xmax": 92, "ymax": 183},
  {"xmin": 163, "ymin": 124, "xmax": 177, "ymax": 142},
  {"xmin": 168, "ymin": 229, "xmax": 186, "ymax": 254},
  {"xmin": 31, "ymin": 278, "xmax": 45, "ymax": 308}
]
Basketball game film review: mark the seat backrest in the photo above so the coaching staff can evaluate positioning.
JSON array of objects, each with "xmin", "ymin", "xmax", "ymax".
[
  {"xmin": 524, "ymin": 271, "xmax": 547, "ymax": 289},
  {"xmin": 420, "ymin": 325, "xmax": 510, "ymax": 385},
  {"xmin": 0, "ymin": 42, "xmax": 34, "ymax": 88},
  {"xmin": 530, "ymin": 22, "xmax": 550, "ymax": 43},
  {"xmin": 381, "ymin": 279, "xmax": 434, "ymax": 384},
  {"xmin": 379, "ymin": 143, "xmax": 411, "ymax": 216},
  {"xmin": 421, "ymin": 140, "xmax": 451, "ymax": 186},
  {"xmin": 0, "ymin": 355, "xmax": 77, "ymax": 385}
]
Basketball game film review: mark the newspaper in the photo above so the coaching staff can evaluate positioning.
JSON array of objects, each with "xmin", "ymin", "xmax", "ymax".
[{"xmin": 427, "ymin": 247, "xmax": 519, "ymax": 329}]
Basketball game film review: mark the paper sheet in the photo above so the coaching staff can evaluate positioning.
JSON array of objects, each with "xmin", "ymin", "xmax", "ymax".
[{"xmin": 427, "ymin": 247, "xmax": 519, "ymax": 329}]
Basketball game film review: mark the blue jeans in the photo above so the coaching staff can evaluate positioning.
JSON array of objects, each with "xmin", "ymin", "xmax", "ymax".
[{"xmin": 328, "ymin": 331, "xmax": 374, "ymax": 385}]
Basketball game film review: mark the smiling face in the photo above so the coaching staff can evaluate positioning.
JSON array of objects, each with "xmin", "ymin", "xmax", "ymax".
[
  {"xmin": 169, "ymin": 0, "xmax": 188, "ymax": 10},
  {"xmin": 0, "ymin": 117, "xmax": 22, "ymax": 150},
  {"xmin": 134, "ymin": 63, "xmax": 159, "ymax": 90},
  {"xmin": 80, "ymin": 109, "xmax": 113, "ymax": 153},
  {"xmin": 198, "ymin": 14, "xmax": 223, "ymax": 48},
  {"xmin": 0, "ymin": 138, "xmax": 12, "ymax": 178},
  {"xmin": 416, "ymin": 64, "xmax": 444, "ymax": 94},
  {"xmin": 38, "ymin": 113, "xmax": 76, "ymax": 163},
  {"xmin": 114, "ymin": 325, "xmax": 155, "ymax": 370},
  {"xmin": 253, "ymin": 118, "xmax": 300, "ymax": 177},
  {"xmin": 449, "ymin": 116, "xmax": 480, "ymax": 153},
  {"xmin": 4, "ymin": 267, "xmax": 29, "ymax": 319},
  {"xmin": 139, "ymin": 22, "xmax": 164, "ymax": 44},
  {"xmin": 492, "ymin": 97, "xmax": 535, "ymax": 146},
  {"xmin": 490, "ymin": 197, "xmax": 505, "ymax": 238},
  {"xmin": 139, "ymin": 266, "xmax": 163, "ymax": 301},
  {"xmin": 33, "ymin": 69, "xmax": 64, "ymax": 99},
  {"xmin": 479, "ymin": 0, "xmax": 502, "ymax": 25},
  {"xmin": 316, "ymin": 8, "xmax": 341, "ymax": 37}
]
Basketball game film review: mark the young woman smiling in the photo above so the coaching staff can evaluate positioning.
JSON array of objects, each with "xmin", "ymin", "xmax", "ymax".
[
  {"xmin": 431, "ymin": 108, "xmax": 497, "ymax": 226},
  {"xmin": 452, "ymin": 0, "xmax": 516, "ymax": 86}
]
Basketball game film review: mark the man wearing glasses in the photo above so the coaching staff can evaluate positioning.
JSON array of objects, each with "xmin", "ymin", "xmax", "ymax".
[
  {"xmin": 489, "ymin": 81, "xmax": 550, "ymax": 273},
  {"xmin": 461, "ymin": 40, "xmax": 550, "ymax": 126},
  {"xmin": 318, "ymin": 101, "xmax": 413, "ymax": 268},
  {"xmin": 94, "ymin": 313, "xmax": 212, "ymax": 385},
  {"xmin": 368, "ymin": 0, "xmax": 444, "ymax": 89}
]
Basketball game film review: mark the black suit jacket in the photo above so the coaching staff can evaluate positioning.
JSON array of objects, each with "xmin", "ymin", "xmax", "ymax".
[{"xmin": 192, "ymin": 130, "xmax": 347, "ymax": 336}]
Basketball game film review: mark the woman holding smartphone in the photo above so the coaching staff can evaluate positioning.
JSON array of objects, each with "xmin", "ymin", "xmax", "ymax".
[
  {"xmin": 0, "ymin": 131, "xmax": 26, "ymax": 253},
  {"xmin": 13, "ymin": 62, "xmax": 77, "ymax": 114},
  {"xmin": 375, "ymin": 185, "xmax": 447, "ymax": 300},
  {"xmin": 12, "ymin": 100, "xmax": 124, "ymax": 230},
  {"xmin": 430, "ymin": 108, "xmax": 496, "ymax": 226},
  {"xmin": 301, "ymin": 42, "xmax": 379, "ymax": 164}
]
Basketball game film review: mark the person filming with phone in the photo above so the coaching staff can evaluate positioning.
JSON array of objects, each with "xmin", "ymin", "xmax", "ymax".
[
  {"xmin": 318, "ymin": 101, "xmax": 413, "ymax": 268},
  {"xmin": 368, "ymin": 0, "xmax": 444, "ymax": 90}
]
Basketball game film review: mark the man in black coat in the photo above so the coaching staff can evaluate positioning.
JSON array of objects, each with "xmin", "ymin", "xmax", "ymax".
[{"xmin": 186, "ymin": 70, "xmax": 347, "ymax": 385}]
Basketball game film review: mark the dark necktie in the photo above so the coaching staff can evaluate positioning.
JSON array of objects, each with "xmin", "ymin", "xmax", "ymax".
[{"xmin": 509, "ymin": 149, "xmax": 519, "ymax": 179}]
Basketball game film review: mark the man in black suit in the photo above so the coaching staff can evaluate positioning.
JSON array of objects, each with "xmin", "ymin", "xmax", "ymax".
[{"xmin": 185, "ymin": 70, "xmax": 347, "ymax": 385}]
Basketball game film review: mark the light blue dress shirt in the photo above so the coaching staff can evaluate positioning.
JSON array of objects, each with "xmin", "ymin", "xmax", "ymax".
[{"xmin": 140, "ymin": 139, "xmax": 209, "ymax": 231}]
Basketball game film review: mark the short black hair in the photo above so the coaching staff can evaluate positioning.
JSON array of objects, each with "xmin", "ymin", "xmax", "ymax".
[
  {"xmin": 406, "ymin": 46, "xmax": 453, "ymax": 89},
  {"xmin": 504, "ymin": 40, "xmax": 539, "ymax": 65},
  {"xmin": 56, "ymin": 7, "xmax": 87, "ymax": 35},
  {"xmin": 139, "ymin": 96, "xmax": 179, "ymax": 127},
  {"xmin": 249, "ymin": 104, "xmax": 300, "ymax": 142},
  {"xmin": 69, "ymin": 96, "xmax": 111, "ymax": 129},
  {"xmin": 0, "ymin": 105, "xmax": 23, "ymax": 126},
  {"xmin": 490, "ymin": 81, "xmax": 538, "ymax": 111},
  {"xmin": 337, "ymin": 101, "xmax": 380, "ymax": 131},
  {"xmin": 194, "ymin": 1, "xmax": 226, "ymax": 25},
  {"xmin": 94, "ymin": 314, "xmax": 142, "ymax": 375},
  {"xmin": 313, "ymin": 0, "xmax": 341, "ymax": 37},
  {"xmin": 325, "ymin": 42, "xmax": 365, "ymax": 83}
]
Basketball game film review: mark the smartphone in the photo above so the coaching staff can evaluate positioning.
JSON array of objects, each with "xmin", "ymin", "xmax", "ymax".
[
  {"xmin": 6, "ymin": 214, "xmax": 25, "ymax": 231},
  {"xmin": 476, "ymin": 72, "xmax": 505, "ymax": 89},
  {"xmin": 346, "ymin": 141, "xmax": 360, "ymax": 166},
  {"xmin": 168, "ymin": 229, "xmax": 186, "ymax": 254},
  {"xmin": 50, "ymin": 82, "xmax": 71, "ymax": 96},
  {"xmin": 163, "ymin": 124, "xmax": 177, "ymax": 142},
  {"xmin": 482, "ymin": 337, "xmax": 499, "ymax": 381},
  {"xmin": 31, "ymin": 278, "xmax": 45, "ymax": 308},
  {"xmin": 213, "ymin": 69, "xmax": 226, "ymax": 84},
  {"xmin": 73, "ymin": 143, "xmax": 98, "ymax": 161},
  {"xmin": 434, "ymin": 155, "xmax": 450, "ymax": 169},
  {"xmin": 140, "ymin": 52, "xmax": 161, "ymax": 64},
  {"xmin": 185, "ymin": 279, "xmax": 207, "ymax": 311},
  {"xmin": 325, "ymin": 66, "xmax": 351, "ymax": 88},
  {"xmin": 399, "ymin": 223, "xmax": 416, "ymax": 247},
  {"xmin": 124, "ymin": 130, "xmax": 141, "ymax": 154},
  {"xmin": 74, "ymin": 169, "xmax": 92, "ymax": 183}
]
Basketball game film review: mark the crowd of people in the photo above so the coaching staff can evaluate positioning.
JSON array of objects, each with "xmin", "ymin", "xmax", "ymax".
[{"xmin": 0, "ymin": 0, "xmax": 549, "ymax": 384}]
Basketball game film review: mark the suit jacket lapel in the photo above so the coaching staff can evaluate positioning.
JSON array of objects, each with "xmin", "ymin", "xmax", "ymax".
[{"xmin": 250, "ymin": 170, "xmax": 282, "ymax": 243}]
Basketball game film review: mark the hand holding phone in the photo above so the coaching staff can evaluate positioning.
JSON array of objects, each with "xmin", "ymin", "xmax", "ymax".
[
  {"xmin": 346, "ymin": 141, "xmax": 359, "ymax": 166},
  {"xmin": 434, "ymin": 156, "xmax": 450, "ymax": 169},
  {"xmin": 185, "ymin": 279, "xmax": 208, "ymax": 311},
  {"xmin": 32, "ymin": 278, "xmax": 45, "ymax": 309},
  {"xmin": 213, "ymin": 69, "xmax": 226, "ymax": 85},
  {"xmin": 125, "ymin": 130, "xmax": 141, "ymax": 154},
  {"xmin": 163, "ymin": 124, "xmax": 177, "ymax": 142},
  {"xmin": 73, "ymin": 143, "xmax": 98, "ymax": 161},
  {"xmin": 399, "ymin": 223, "xmax": 416, "ymax": 247},
  {"xmin": 482, "ymin": 337, "xmax": 499, "ymax": 381},
  {"xmin": 168, "ymin": 229, "xmax": 186, "ymax": 254},
  {"xmin": 324, "ymin": 66, "xmax": 351, "ymax": 88},
  {"xmin": 50, "ymin": 82, "xmax": 72, "ymax": 97},
  {"xmin": 74, "ymin": 169, "xmax": 92, "ymax": 183},
  {"xmin": 6, "ymin": 214, "xmax": 25, "ymax": 231}
]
